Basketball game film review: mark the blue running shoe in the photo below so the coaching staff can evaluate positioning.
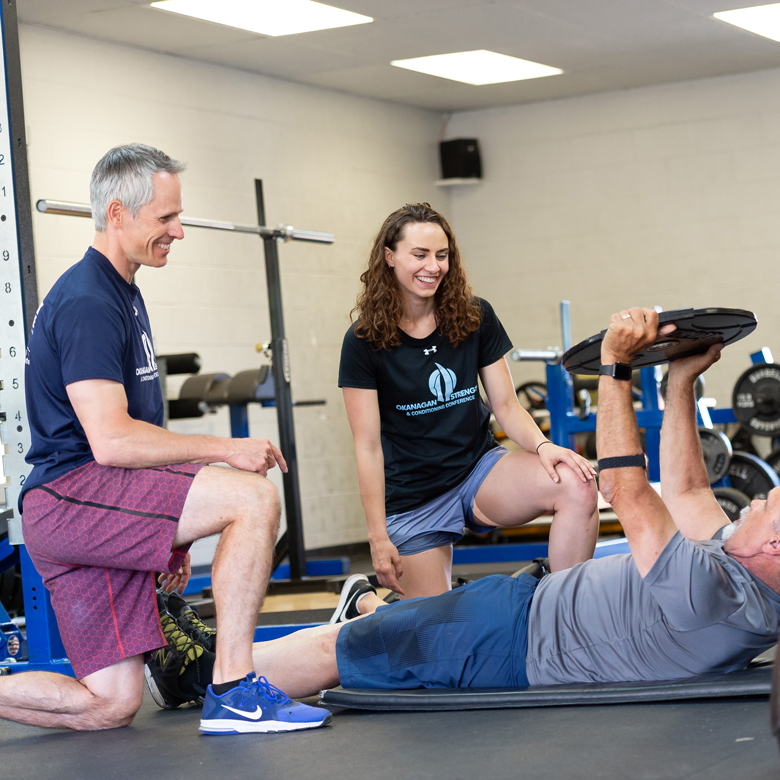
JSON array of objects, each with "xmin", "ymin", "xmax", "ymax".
[{"xmin": 199, "ymin": 673, "xmax": 332, "ymax": 735}]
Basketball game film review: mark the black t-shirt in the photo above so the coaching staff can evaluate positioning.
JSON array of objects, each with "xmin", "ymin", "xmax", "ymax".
[
  {"xmin": 21, "ymin": 248, "xmax": 163, "ymax": 508},
  {"xmin": 338, "ymin": 298, "xmax": 513, "ymax": 515}
]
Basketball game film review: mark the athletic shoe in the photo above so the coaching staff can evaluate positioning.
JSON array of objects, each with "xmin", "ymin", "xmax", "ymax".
[
  {"xmin": 199, "ymin": 673, "xmax": 332, "ymax": 735},
  {"xmin": 165, "ymin": 590, "xmax": 217, "ymax": 654},
  {"xmin": 329, "ymin": 574, "xmax": 376, "ymax": 624},
  {"xmin": 144, "ymin": 611, "xmax": 211, "ymax": 709}
]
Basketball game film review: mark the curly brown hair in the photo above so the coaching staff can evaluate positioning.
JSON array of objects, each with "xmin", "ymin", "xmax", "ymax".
[{"xmin": 352, "ymin": 203, "xmax": 481, "ymax": 350}]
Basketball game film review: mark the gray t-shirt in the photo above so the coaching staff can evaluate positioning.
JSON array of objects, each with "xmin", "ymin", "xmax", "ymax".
[{"xmin": 525, "ymin": 531, "xmax": 780, "ymax": 685}]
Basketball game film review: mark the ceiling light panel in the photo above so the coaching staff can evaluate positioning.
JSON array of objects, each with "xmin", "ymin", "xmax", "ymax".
[
  {"xmin": 390, "ymin": 50, "xmax": 563, "ymax": 86},
  {"xmin": 714, "ymin": 3, "xmax": 780, "ymax": 42},
  {"xmin": 150, "ymin": 0, "xmax": 373, "ymax": 37}
]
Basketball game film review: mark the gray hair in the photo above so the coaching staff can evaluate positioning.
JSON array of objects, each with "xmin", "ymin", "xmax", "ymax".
[{"xmin": 90, "ymin": 143, "xmax": 186, "ymax": 231}]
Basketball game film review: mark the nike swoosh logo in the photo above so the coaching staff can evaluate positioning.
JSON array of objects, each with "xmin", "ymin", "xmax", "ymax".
[{"xmin": 222, "ymin": 705, "xmax": 264, "ymax": 720}]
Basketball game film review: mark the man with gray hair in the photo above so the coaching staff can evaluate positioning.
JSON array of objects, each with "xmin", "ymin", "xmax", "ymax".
[{"xmin": 0, "ymin": 143, "xmax": 331, "ymax": 735}]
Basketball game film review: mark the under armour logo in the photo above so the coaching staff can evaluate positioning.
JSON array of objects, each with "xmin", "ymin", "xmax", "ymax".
[{"xmin": 423, "ymin": 346, "xmax": 437, "ymax": 355}]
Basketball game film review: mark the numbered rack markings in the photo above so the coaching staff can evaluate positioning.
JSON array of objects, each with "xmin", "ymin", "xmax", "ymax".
[{"xmin": 0, "ymin": 7, "xmax": 32, "ymax": 523}]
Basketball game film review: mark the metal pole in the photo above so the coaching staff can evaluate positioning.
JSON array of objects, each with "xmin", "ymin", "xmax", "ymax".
[
  {"xmin": 35, "ymin": 200, "xmax": 334, "ymax": 244},
  {"xmin": 255, "ymin": 180, "xmax": 307, "ymax": 580},
  {"xmin": 560, "ymin": 300, "xmax": 572, "ymax": 353}
]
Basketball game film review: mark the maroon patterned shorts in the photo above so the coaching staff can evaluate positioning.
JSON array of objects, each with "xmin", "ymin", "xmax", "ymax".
[{"xmin": 22, "ymin": 460, "xmax": 204, "ymax": 679}]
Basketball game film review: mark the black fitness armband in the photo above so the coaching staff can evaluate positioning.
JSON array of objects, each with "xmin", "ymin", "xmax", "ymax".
[{"xmin": 597, "ymin": 455, "xmax": 647, "ymax": 471}]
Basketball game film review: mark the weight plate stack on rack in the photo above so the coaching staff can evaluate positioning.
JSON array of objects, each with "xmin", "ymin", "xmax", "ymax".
[
  {"xmin": 726, "ymin": 451, "xmax": 780, "ymax": 501},
  {"xmin": 515, "ymin": 381, "xmax": 547, "ymax": 411},
  {"xmin": 732, "ymin": 364, "xmax": 780, "ymax": 438},
  {"xmin": 713, "ymin": 487, "xmax": 751, "ymax": 522},
  {"xmin": 699, "ymin": 428, "xmax": 732, "ymax": 485},
  {"xmin": 766, "ymin": 449, "xmax": 780, "ymax": 479}
]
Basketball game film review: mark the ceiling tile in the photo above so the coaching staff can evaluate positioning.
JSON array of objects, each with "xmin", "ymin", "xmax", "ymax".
[{"xmin": 17, "ymin": 0, "xmax": 780, "ymax": 112}]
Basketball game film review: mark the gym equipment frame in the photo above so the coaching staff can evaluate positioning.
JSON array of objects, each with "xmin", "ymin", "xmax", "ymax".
[{"xmin": 0, "ymin": 0, "xmax": 73, "ymax": 675}]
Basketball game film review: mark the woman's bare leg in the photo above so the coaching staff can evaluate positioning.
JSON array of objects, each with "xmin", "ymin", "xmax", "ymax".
[
  {"xmin": 473, "ymin": 451, "xmax": 598, "ymax": 571},
  {"xmin": 356, "ymin": 592, "xmax": 385, "ymax": 614},
  {"xmin": 395, "ymin": 544, "xmax": 453, "ymax": 599}
]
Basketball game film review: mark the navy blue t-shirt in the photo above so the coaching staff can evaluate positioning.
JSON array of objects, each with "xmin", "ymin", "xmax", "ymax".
[
  {"xmin": 20, "ymin": 247, "xmax": 163, "ymax": 508},
  {"xmin": 338, "ymin": 298, "xmax": 513, "ymax": 515}
]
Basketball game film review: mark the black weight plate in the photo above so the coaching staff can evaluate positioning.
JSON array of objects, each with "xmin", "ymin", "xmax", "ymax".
[
  {"xmin": 766, "ymin": 449, "xmax": 780, "ymax": 478},
  {"xmin": 516, "ymin": 381, "xmax": 547, "ymax": 411},
  {"xmin": 726, "ymin": 451, "xmax": 780, "ymax": 500},
  {"xmin": 713, "ymin": 487, "xmax": 751, "ymax": 523},
  {"xmin": 732, "ymin": 363, "xmax": 780, "ymax": 437},
  {"xmin": 730, "ymin": 426, "xmax": 759, "ymax": 456},
  {"xmin": 698, "ymin": 428, "xmax": 732, "ymax": 485},
  {"xmin": 562, "ymin": 308, "xmax": 757, "ymax": 375}
]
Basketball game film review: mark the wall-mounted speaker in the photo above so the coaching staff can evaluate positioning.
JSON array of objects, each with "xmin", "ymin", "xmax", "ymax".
[{"xmin": 439, "ymin": 138, "xmax": 482, "ymax": 180}]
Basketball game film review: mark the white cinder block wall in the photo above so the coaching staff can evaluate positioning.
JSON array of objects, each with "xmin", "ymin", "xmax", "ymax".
[
  {"xmin": 446, "ymin": 68, "xmax": 780, "ymax": 408},
  {"xmin": 19, "ymin": 25, "xmax": 445, "ymax": 556}
]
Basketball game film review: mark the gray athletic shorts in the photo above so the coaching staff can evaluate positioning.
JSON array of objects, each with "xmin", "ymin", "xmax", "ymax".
[{"xmin": 386, "ymin": 446, "xmax": 509, "ymax": 556}]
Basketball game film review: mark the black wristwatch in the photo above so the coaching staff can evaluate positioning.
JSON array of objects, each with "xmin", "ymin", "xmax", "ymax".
[{"xmin": 599, "ymin": 362, "xmax": 632, "ymax": 381}]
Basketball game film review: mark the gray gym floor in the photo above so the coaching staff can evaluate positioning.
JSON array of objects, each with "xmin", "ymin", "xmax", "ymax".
[
  {"xmin": 1, "ymin": 688, "xmax": 777, "ymax": 780},
  {"xmin": 3, "ymin": 550, "xmax": 778, "ymax": 778}
]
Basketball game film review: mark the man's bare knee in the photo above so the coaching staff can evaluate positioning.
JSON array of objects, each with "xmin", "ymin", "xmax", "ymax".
[
  {"xmin": 243, "ymin": 475, "xmax": 281, "ymax": 531},
  {"xmin": 77, "ymin": 687, "xmax": 142, "ymax": 731},
  {"xmin": 177, "ymin": 467, "xmax": 283, "ymax": 546}
]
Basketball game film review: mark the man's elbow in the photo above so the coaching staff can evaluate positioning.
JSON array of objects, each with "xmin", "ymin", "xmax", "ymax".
[
  {"xmin": 598, "ymin": 471, "xmax": 619, "ymax": 506},
  {"xmin": 89, "ymin": 436, "xmax": 127, "ymax": 468},
  {"xmin": 598, "ymin": 470, "xmax": 646, "ymax": 509}
]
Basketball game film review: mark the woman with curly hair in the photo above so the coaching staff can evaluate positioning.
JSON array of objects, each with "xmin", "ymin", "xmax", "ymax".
[{"xmin": 337, "ymin": 203, "xmax": 598, "ymax": 602}]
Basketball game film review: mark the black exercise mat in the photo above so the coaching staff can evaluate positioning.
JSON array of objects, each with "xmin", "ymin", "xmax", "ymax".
[
  {"xmin": 562, "ymin": 307, "xmax": 757, "ymax": 374},
  {"xmin": 320, "ymin": 665, "xmax": 772, "ymax": 711}
]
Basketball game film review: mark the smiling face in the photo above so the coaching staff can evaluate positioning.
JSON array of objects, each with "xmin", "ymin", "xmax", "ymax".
[
  {"xmin": 385, "ymin": 221, "xmax": 450, "ymax": 308},
  {"xmin": 115, "ymin": 171, "xmax": 184, "ymax": 274}
]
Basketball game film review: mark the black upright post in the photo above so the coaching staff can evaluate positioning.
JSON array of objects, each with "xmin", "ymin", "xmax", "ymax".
[
  {"xmin": 255, "ymin": 180, "xmax": 306, "ymax": 580},
  {"xmin": 2, "ymin": 0, "xmax": 37, "ymax": 335}
]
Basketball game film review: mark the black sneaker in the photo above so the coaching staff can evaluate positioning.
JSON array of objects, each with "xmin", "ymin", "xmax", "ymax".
[
  {"xmin": 144, "ymin": 611, "xmax": 211, "ymax": 709},
  {"xmin": 163, "ymin": 589, "xmax": 217, "ymax": 654},
  {"xmin": 329, "ymin": 574, "xmax": 376, "ymax": 624}
]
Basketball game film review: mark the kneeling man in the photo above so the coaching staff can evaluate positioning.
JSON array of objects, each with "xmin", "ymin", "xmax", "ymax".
[{"xmin": 0, "ymin": 144, "xmax": 329, "ymax": 735}]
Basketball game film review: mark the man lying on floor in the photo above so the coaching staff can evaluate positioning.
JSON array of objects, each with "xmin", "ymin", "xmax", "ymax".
[{"xmin": 158, "ymin": 308, "xmax": 780, "ymax": 710}]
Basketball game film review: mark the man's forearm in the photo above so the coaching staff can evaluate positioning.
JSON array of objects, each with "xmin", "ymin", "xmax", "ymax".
[
  {"xmin": 93, "ymin": 417, "xmax": 237, "ymax": 469},
  {"xmin": 596, "ymin": 309, "xmax": 680, "ymax": 575},
  {"xmin": 660, "ymin": 377, "xmax": 710, "ymax": 500},
  {"xmin": 595, "ymin": 376, "xmax": 644, "ymax": 467},
  {"xmin": 596, "ymin": 370, "xmax": 679, "ymax": 576},
  {"xmin": 595, "ymin": 375, "xmax": 649, "ymax": 512}
]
